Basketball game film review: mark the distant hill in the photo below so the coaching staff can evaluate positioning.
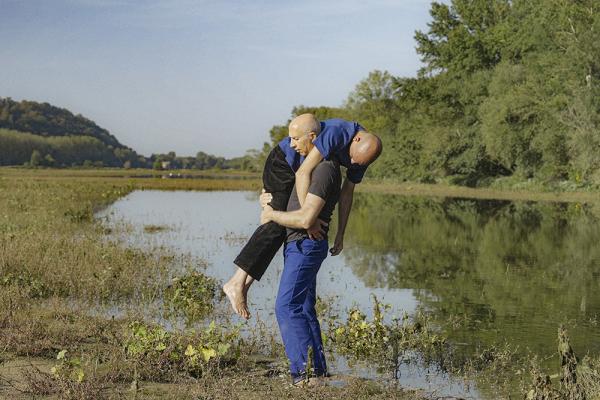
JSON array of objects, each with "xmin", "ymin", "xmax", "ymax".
[
  {"xmin": 0, "ymin": 97, "xmax": 260, "ymax": 171},
  {"xmin": 0, "ymin": 97, "xmax": 145, "ymax": 167},
  {"xmin": 0, "ymin": 97, "xmax": 124, "ymax": 149}
]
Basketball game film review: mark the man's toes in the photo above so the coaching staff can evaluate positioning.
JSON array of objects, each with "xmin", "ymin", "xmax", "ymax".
[{"xmin": 242, "ymin": 307, "xmax": 250, "ymax": 319}]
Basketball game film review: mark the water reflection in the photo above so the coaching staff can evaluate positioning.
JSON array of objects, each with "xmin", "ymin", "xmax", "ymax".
[
  {"xmin": 97, "ymin": 191, "xmax": 419, "ymax": 319},
  {"xmin": 343, "ymin": 194, "xmax": 600, "ymax": 362},
  {"xmin": 98, "ymin": 190, "xmax": 600, "ymax": 398}
]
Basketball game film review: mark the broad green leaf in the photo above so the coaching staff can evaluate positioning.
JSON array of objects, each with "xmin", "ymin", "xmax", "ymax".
[{"xmin": 201, "ymin": 347, "xmax": 216, "ymax": 362}]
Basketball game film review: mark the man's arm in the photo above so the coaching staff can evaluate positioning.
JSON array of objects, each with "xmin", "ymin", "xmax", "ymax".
[
  {"xmin": 260, "ymin": 190, "xmax": 327, "ymax": 240},
  {"xmin": 330, "ymin": 178, "xmax": 355, "ymax": 256},
  {"xmin": 295, "ymin": 147, "xmax": 323, "ymax": 206},
  {"xmin": 262, "ymin": 193, "xmax": 325, "ymax": 230}
]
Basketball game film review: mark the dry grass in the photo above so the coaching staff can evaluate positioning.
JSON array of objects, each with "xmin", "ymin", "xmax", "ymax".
[
  {"xmin": 0, "ymin": 170, "xmax": 425, "ymax": 399},
  {"xmin": 0, "ymin": 167, "xmax": 262, "ymax": 191},
  {"xmin": 3, "ymin": 168, "xmax": 598, "ymax": 398},
  {"xmin": 4, "ymin": 167, "xmax": 600, "ymax": 203},
  {"xmin": 2, "ymin": 362, "xmax": 424, "ymax": 400},
  {"xmin": 360, "ymin": 181, "xmax": 600, "ymax": 204}
]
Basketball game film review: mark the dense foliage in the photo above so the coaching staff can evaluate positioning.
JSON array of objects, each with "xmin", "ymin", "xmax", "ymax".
[
  {"xmin": 0, "ymin": 128, "xmax": 144, "ymax": 168},
  {"xmin": 3, "ymin": 1, "xmax": 598, "ymax": 184},
  {"xmin": 0, "ymin": 97, "xmax": 122, "ymax": 147},
  {"xmin": 268, "ymin": 0, "xmax": 600, "ymax": 186},
  {"xmin": 0, "ymin": 97, "xmax": 146, "ymax": 167},
  {"xmin": 147, "ymin": 150, "xmax": 261, "ymax": 172}
]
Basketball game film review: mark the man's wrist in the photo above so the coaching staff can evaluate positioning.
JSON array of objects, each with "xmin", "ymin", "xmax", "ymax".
[{"xmin": 265, "ymin": 209, "xmax": 274, "ymax": 221}]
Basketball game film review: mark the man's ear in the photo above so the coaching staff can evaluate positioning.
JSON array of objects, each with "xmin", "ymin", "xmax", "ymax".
[{"xmin": 309, "ymin": 132, "xmax": 317, "ymax": 141}]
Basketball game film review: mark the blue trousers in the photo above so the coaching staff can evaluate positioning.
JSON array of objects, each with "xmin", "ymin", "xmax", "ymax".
[{"xmin": 275, "ymin": 239, "xmax": 328, "ymax": 379}]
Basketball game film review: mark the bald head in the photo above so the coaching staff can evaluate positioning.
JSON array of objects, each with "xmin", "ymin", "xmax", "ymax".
[
  {"xmin": 288, "ymin": 113, "xmax": 321, "ymax": 136},
  {"xmin": 349, "ymin": 131, "xmax": 383, "ymax": 166},
  {"xmin": 287, "ymin": 113, "xmax": 321, "ymax": 156}
]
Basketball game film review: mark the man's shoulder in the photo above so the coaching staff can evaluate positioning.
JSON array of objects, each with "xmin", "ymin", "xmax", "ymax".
[
  {"xmin": 322, "ymin": 118, "xmax": 353, "ymax": 130},
  {"xmin": 278, "ymin": 136, "xmax": 290, "ymax": 147},
  {"xmin": 315, "ymin": 119, "xmax": 358, "ymax": 159},
  {"xmin": 308, "ymin": 160, "xmax": 340, "ymax": 199},
  {"xmin": 313, "ymin": 159, "xmax": 341, "ymax": 179},
  {"xmin": 316, "ymin": 158, "xmax": 340, "ymax": 169},
  {"xmin": 323, "ymin": 118, "xmax": 348, "ymax": 124},
  {"xmin": 319, "ymin": 119, "xmax": 360, "ymax": 145}
]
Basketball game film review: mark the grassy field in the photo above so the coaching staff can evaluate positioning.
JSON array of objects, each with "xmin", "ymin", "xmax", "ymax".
[
  {"xmin": 0, "ymin": 169, "xmax": 428, "ymax": 399},
  {"xmin": 1, "ymin": 168, "xmax": 598, "ymax": 399},
  {"xmin": 2, "ymin": 166, "xmax": 600, "ymax": 203}
]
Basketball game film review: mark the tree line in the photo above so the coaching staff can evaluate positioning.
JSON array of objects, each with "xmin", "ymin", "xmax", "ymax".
[
  {"xmin": 2, "ymin": 0, "xmax": 598, "ymax": 184},
  {"xmin": 0, "ymin": 127, "xmax": 256, "ymax": 170},
  {"xmin": 0, "ymin": 98, "xmax": 123, "ymax": 148},
  {"xmin": 264, "ymin": 0, "xmax": 599, "ymax": 187},
  {"xmin": 0, "ymin": 97, "xmax": 147, "ymax": 168}
]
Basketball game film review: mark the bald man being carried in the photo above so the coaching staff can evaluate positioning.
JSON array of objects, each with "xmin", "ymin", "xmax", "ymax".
[{"xmin": 223, "ymin": 113, "xmax": 382, "ymax": 319}]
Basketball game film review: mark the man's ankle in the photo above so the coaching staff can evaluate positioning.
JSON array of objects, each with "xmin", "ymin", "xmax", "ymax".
[{"xmin": 291, "ymin": 369, "xmax": 328, "ymax": 385}]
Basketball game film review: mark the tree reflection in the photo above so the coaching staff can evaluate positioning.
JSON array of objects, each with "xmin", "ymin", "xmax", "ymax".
[{"xmin": 339, "ymin": 193, "xmax": 600, "ymax": 362}]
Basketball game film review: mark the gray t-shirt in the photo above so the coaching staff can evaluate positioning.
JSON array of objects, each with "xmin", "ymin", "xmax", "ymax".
[{"xmin": 286, "ymin": 159, "xmax": 342, "ymax": 242}]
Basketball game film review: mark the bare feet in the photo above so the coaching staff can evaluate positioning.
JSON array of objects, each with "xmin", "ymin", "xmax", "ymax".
[
  {"xmin": 223, "ymin": 280, "xmax": 250, "ymax": 319},
  {"xmin": 223, "ymin": 267, "xmax": 255, "ymax": 319}
]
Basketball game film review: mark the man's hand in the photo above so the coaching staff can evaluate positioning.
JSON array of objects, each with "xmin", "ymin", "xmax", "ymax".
[
  {"xmin": 260, "ymin": 205, "xmax": 273, "ymax": 225},
  {"xmin": 259, "ymin": 189, "xmax": 273, "ymax": 209},
  {"xmin": 329, "ymin": 234, "xmax": 344, "ymax": 256},
  {"xmin": 307, "ymin": 219, "xmax": 328, "ymax": 240}
]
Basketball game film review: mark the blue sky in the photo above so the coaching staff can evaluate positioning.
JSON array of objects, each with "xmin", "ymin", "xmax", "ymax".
[{"xmin": 1, "ymin": 0, "xmax": 437, "ymax": 157}]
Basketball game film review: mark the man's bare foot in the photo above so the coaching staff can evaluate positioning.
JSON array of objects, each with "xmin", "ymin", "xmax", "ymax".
[{"xmin": 223, "ymin": 280, "xmax": 250, "ymax": 319}]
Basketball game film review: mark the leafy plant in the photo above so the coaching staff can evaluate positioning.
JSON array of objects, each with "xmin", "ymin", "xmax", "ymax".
[
  {"xmin": 124, "ymin": 320, "xmax": 240, "ymax": 379},
  {"xmin": 164, "ymin": 271, "xmax": 222, "ymax": 323},
  {"xmin": 0, "ymin": 272, "xmax": 49, "ymax": 298},
  {"xmin": 328, "ymin": 295, "xmax": 446, "ymax": 376},
  {"xmin": 51, "ymin": 350, "xmax": 85, "ymax": 383},
  {"xmin": 183, "ymin": 321, "xmax": 239, "ymax": 371}
]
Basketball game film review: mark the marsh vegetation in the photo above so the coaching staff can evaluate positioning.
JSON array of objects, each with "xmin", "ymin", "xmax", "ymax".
[{"xmin": 1, "ymin": 169, "xmax": 600, "ymax": 399}]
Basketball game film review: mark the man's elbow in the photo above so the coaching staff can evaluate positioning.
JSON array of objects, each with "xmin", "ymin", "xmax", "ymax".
[
  {"xmin": 300, "ymin": 215, "xmax": 316, "ymax": 230},
  {"xmin": 295, "ymin": 169, "xmax": 310, "ymax": 179}
]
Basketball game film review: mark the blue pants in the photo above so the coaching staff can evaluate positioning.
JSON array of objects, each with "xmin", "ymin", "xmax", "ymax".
[{"xmin": 275, "ymin": 239, "xmax": 328, "ymax": 379}]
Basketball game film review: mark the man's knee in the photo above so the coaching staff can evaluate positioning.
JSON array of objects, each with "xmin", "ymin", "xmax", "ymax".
[
  {"xmin": 276, "ymin": 297, "xmax": 304, "ymax": 321},
  {"xmin": 302, "ymin": 302, "xmax": 316, "ymax": 317},
  {"xmin": 275, "ymin": 295, "xmax": 290, "ymax": 321}
]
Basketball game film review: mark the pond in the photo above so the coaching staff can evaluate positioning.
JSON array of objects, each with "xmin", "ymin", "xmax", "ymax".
[{"xmin": 98, "ymin": 190, "xmax": 600, "ymax": 398}]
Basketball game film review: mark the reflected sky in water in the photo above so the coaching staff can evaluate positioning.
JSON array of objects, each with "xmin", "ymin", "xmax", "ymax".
[
  {"xmin": 99, "ymin": 190, "xmax": 600, "ymax": 398},
  {"xmin": 98, "ymin": 190, "xmax": 475, "ymax": 397},
  {"xmin": 98, "ymin": 190, "xmax": 418, "ymax": 317}
]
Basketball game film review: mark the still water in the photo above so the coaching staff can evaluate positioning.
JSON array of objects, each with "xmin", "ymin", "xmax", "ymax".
[{"xmin": 98, "ymin": 190, "xmax": 600, "ymax": 397}]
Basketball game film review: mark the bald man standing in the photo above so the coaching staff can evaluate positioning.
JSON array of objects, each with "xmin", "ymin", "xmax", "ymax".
[{"xmin": 223, "ymin": 114, "xmax": 382, "ymax": 319}]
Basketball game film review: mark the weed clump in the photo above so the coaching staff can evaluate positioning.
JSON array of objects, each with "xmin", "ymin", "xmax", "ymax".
[
  {"xmin": 327, "ymin": 296, "xmax": 446, "ymax": 377},
  {"xmin": 50, "ymin": 350, "xmax": 85, "ymax": 384},
  {"xmin": 577, "ymin": 356, "xmax": 600, "ymax": 398},
  {"xmin": 124, "ymin": 320, "xmax": 240, "ymax": 380},
  {"xmin": 21, "ymin": 350, "xmax": 105, "ymax": 399},
  {"xmin": 64, "ymin": 205, "xmax": 93, "ymax": 222},
  {"xmin": 163, "ymin": 271, "xmax": 222, "ymax": 323},
  {"xmin": 524, "ymin": 326, "xmax": 600, "ymax": 400},
  {"xmin": 1, "ymin": 272, "xmax": 50, "ymax": 298}
]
